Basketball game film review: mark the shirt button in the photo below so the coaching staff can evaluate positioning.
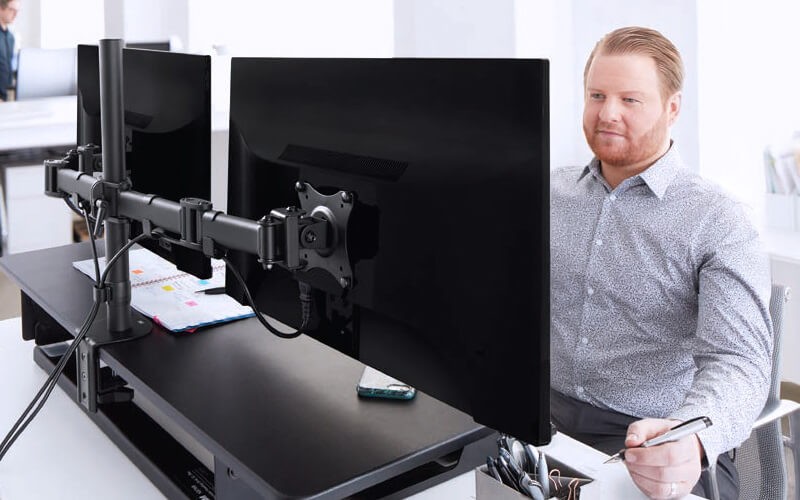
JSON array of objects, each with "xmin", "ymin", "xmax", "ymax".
[
  {"xmin": 581, "ymin": 337, "xmax": 588, "ymax": 345},
  {"xmin": 576, "ymin": 386, "xmax": 585, "ymax": 395},
  {"xmin": 595, "ymin": 239, "xmax": 603, "ymax": 246},
  {"xmin": 609, "ymin": 194, "xmax": 617, "ymax": 201},
  {"xmin": 587, "ymin": 287, "xmax": 594, "ymax": 296}
]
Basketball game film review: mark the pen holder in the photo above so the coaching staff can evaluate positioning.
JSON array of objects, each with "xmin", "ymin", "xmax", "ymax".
[{"xmin": 475, "ymin": 454, "xmax": 592, "ymax": 500}]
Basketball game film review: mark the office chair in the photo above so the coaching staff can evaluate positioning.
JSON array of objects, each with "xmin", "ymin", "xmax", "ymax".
[
  {"xmin": 725, "ymin": 284, "xmax": 800, "ymax": 500},
  {"xmin": 15, "ymin": 47, "xmax": 77, "ymax": 100}
]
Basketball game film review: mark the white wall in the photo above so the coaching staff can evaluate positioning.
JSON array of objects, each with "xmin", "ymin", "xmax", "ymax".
[
  {"xmin": 40, "ymin": 0, "xmax": 104, "ymax": 48},
  {"xmin": 186, "ymin": 0, "xmax": 394, "ymax": 57},
  {"xmin": 13, "ymin": 0, "xmax": 103, "ymax": 49},
  {"xmin": 125, "ymin": 0, "xmax": 187, "ymax": 46},
  {"xmin": 393, "ymin": 0, "xmax": 515, "ymax": 57},
  {"xmin": 104, "ymin": 0, "xmax": 187, "ymax": 47},
  {"xmin": 11, "ymin": 0, "xmax": 40, "ymax": 48},
  {"xmin": 515, "ymin": 0, "xmax": 575, "ymax": 169},
  {"xmin": 697, "ymin": 0, "xmax": 800, "ymax": 216}
]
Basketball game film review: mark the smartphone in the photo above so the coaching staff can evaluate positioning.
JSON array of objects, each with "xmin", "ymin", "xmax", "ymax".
[{"xmin": 357, "ymin": 366, "xmax": 416, "ymax": 400}]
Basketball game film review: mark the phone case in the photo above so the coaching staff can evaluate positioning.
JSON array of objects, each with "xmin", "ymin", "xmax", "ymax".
[{"xmin": 357, "ymin": 366, "xmax": 416, "ymax": 400}]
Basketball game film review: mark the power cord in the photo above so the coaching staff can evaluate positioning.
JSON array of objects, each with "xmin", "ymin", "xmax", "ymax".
[
  {"xmin": 80, "ymin": 199, "xmax": 101, "ymax": 283},
  {"xmin": 61, "ymin": 194, "xmax": 85, "ymax": 219},
  {"xmin": 0, "ymin": 220, "xmax": 149, "ymax": 462},
  {"xmin": 220, "ymin": 254, "xmax": 311, "ymax": 340},
  {"xmin": 0, "ymin": 300, "xmax": 101, "ymax": 462}
]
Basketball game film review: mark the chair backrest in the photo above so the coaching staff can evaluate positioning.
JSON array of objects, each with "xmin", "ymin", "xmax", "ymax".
[
  {"xmin": 15, "ymin": 47, "xmax": 77, "ymax": 100},
  {"xmin": 734, "ymin": 283, "xmax": 790, "ymax": 500}
]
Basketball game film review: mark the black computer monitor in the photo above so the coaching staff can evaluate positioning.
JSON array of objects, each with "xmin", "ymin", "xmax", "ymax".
[
  {"xmin": 226, "ymin": 58, "xmax": 551, "ymax": 444},
  {"xmin": 76, "ymin": 44, "xmax": 211, "ymax": 277}
]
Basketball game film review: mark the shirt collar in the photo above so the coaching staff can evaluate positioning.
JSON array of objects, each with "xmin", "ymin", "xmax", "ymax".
[{"xmin": 577, "ymin": 143, "xmax": 683, "ymax": 199}]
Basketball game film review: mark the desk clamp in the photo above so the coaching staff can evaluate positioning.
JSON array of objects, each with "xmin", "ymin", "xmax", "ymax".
[
  {"xmin": 76, "ymin": 335, "xmax": 126, "ymax": 413},
  {"xmin": 76, "ymin": 311, "xmax": 150, "ymax": 413}
]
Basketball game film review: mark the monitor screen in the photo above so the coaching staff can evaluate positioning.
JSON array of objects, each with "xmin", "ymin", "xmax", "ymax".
[
  {"xmin": 226, "ymin": 57, "xmax": 551, "ymax": 444},
  {"xmin": 76, "ymin": 44, "xmax": 212, "ymax": 277}
]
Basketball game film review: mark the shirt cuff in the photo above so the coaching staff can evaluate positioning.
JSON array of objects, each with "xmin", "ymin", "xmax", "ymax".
[{"xmin": 668, "ymin": 407, "xmax": 723, "ymax": 468}]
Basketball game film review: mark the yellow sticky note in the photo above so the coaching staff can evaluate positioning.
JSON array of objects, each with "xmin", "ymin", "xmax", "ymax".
[{"xmin": 161, "ymin": 285, "xmax": 175, "ymax": 292}]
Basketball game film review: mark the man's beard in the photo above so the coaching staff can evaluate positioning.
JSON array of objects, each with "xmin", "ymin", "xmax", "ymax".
[{"xmin": 584, "ymin": 115, "xmax": 669, "ymax": 168}]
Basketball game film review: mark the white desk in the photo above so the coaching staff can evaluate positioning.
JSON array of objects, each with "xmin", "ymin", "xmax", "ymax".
[
  {"xmin": 0, "ymin": 97, "xmax": 77, "ymax": 255},
  {"xmin": 0, "ymin": 316, "xmax": 701, "ymax": 499},
  {"xmin": 0, "ymin": 96, "xmax": 77, "ymax": 152}
]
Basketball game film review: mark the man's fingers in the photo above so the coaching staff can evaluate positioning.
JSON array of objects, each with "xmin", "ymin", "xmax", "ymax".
[
  {"xmin": 624, "ymin": 441, "xmax": 694, "ymax": 467},
  {"xmin": 626, "ymin": 418, "xmax": 676, "ymax": 447}
]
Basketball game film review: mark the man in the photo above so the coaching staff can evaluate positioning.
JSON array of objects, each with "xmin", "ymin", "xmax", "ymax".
[
  {"xmin": 550, "ymin": 26, "xmax": 772, "ymax": 499},
  {"xmin": 0, "ymin": 0, "xmax": 19, "ymax": 101}
]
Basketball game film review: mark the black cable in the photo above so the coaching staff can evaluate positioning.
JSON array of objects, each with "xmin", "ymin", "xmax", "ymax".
[
  {"xmin": 61, "ymin": 194, "xmax": 84, "ymax": 218},
  {"xmin": 220, "ymin": 254, "xmax": 310, "ymax": 340},
  {"xmin": 0, "ymin": 232, "xmax": 150, "ymax": 462},
  {"xmin": 0, "ymin": 300, "xmax": 101, "ymax": 461},
  {"xmin": 100, "ymin": 233, "xmax": 150, "ymax": 285},
  {"xmin": 80, "ymin": 201, "xmax": 101, "ymax": 284},
  {"xmin": 0, "ymin": 202, "xmax": 100, "ymax": 459}
]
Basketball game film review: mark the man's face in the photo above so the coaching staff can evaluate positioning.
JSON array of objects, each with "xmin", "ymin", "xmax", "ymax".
[
  {"xmin": 582, "ymin": 53, "xmax": 680, "ymax": 170},
  {"xmin": 0, "ymin": 0, "xmax": 19, "ymax": 27}
]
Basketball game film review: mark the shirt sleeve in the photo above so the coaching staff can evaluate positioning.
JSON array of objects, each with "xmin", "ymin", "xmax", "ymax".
[{"xmin": 668, "ymin": 199, "xmax": 773, "ymax": 464}]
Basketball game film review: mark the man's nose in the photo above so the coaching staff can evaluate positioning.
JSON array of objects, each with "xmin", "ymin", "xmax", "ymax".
[{"xmin": 598, "ymin": 99, "xmax": 621, "ymax": 123}]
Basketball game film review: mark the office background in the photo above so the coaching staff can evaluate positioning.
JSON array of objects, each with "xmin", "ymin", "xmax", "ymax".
[{"xmin": 4, "ymin": 0, "xmax": 800, "ymax": 390}]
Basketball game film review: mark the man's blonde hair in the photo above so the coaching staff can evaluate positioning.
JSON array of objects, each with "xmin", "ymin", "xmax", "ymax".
[{"xmin": 584, "ymin": 26, "xmax": 684, "ymax": 101}]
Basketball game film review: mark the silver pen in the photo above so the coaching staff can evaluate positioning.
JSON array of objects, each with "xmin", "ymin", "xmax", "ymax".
[{"xmin": 604, "ymin": 416, "xmax": 712, "ymax": 464}]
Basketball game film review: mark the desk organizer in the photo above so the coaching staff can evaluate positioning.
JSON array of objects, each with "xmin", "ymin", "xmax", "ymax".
[
  {"xmin": 475, "ymin": 454, "xmax": 592, "ymax": 500},
  {"xmin": 765, "ymin": 193, "xmax": 800, "ymax": 231}
]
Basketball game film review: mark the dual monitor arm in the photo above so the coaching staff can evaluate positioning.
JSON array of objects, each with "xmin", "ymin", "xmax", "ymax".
[{"xmin": 43, "ymin": 39, "xmax": 354, "ymax": 338}]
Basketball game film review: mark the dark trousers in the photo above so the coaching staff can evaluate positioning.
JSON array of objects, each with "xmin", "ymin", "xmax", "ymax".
[{"xmin": 551, "ymin": 390, "xmax": 739, "ymax": 499}]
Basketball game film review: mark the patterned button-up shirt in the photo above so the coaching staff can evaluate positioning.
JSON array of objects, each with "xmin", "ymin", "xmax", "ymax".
[{"xmin": 550, "ymin": 144, "xmax": 773, "ymax": 462}]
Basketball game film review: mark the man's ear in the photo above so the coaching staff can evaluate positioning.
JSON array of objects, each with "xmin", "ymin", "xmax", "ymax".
[{"xmin": 667, "ymin": 92, "xmax": 682, "ymax": 126}]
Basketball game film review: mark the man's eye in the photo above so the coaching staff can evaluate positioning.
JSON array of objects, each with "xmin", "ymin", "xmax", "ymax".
[
  {"xmin": 589, "ymin": 93, "xmax": 604, "ymax": 100},
  {"xmin": 623, "ymin": 97, "xmax": 641, "ymax": 104}
]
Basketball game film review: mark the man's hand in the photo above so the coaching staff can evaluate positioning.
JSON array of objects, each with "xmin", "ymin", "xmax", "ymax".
[{"xmin": 623, "ymin": 418, "xmax": 703, "ymax": 499}]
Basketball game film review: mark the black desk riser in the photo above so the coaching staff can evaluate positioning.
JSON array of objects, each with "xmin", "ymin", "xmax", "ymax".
[{"xmin": 0, "ymin": 242, "xmax": 494, "ymax": 499}]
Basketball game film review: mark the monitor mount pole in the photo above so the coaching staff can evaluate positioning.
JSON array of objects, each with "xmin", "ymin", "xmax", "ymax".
[
  {"xmin": 99, "ymin": 38, "xmax": 135, "ymax": 334},
  {"xmin": 73, "ymin": 39, "xmax": 151, "ymax": 413}
]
